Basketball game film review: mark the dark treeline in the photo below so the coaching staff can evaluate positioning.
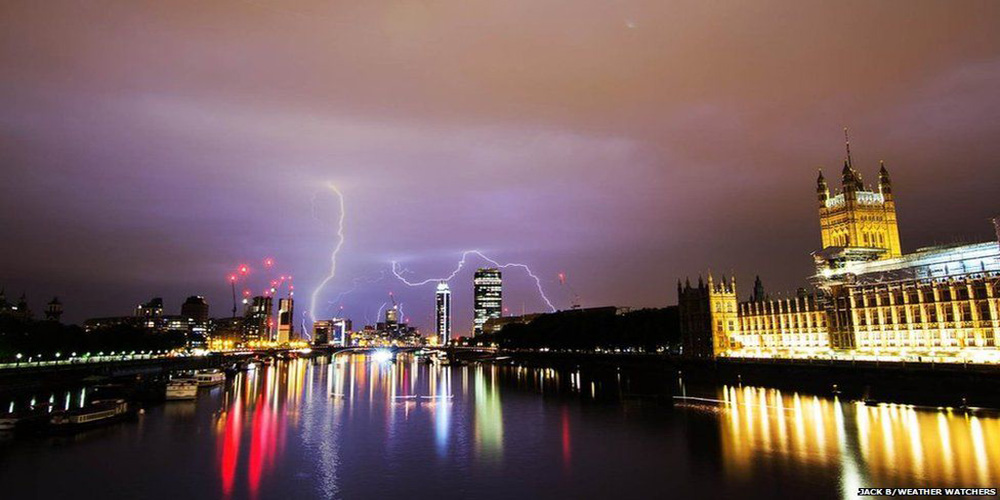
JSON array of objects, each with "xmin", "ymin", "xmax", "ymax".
[
  {"xmin": 477, "ymin": 307, "xmax": 680, "ymax": 352},
  {"xmin": 0, "ymin": 317, "xmax": 186, "ymax": 361}
]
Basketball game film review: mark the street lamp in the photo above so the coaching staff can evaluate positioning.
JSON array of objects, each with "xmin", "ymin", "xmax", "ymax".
[{"xmin": 15, "ymin": 353, "xmax": 22, "ymax": 367}]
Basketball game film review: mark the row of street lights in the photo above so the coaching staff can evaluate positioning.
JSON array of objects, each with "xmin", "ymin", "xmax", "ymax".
[{"xmin": 6, "ymin": 350, "xmax": 173, "ymax": 368}]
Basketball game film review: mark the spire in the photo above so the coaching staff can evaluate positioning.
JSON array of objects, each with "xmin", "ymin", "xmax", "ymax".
[
  {"xmin": 842, "ymin": 159, "xmax": 855, "ymax": 185},
  {"xmin": 878, "ymin": 160, "xmax": 892, "ymax": 198},
  {"xmin": 844, "ymin": 127, "xmax": 854, "ymax": 170},
  {"xmin": 817, "ymin": 168, "xmax": 829, "ymax": 203}
]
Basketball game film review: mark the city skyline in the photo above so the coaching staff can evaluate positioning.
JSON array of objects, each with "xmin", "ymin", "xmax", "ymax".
[
  {"xmin": 3, "ymin": 2, "xmax": 1000, "ymax": 333},
  {"xmin": 3, "ymin": 3, "xmax": 1000, "ymax": 498},
  {"xmin": 3, "ymin": 143, "xmax": 998, "ymax": 334}
]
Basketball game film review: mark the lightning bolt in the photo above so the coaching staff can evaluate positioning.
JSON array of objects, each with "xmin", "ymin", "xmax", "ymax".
[
  {"xmin": 309, "ymin": 182, "xmax": 346, "ymax": 323},
  {"xmin": 390, "ymin": 250, "xmax": 556, "ymax": 312},
  {"xmin": 327, "ymin": 270, "xmax": 386, "ymax": 306},
  {"xmin": 300, "ymin": 312, "xmax": 311, "ymax": 341}
]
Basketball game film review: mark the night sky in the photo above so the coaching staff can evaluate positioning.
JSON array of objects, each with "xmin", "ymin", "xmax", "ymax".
[{"xmin": 2, "ymin": 1, "xmax": 999, "ymax": 332}]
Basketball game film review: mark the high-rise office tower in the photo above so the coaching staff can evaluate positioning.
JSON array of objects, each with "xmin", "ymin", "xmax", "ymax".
[
  {"xmin": 473, "ymin": 268, "xmax": 502, "ymax": 336},
  {"xmin": 277, "ymin": 297, "xmax": 294, "ymax": 343},
  {"xmin": 436, "ymin": 281, "xmax": 452, "ymax": 344},
  {"xmin": 243, "ymin": 296, "xmax": 273, "ymax": 344}
]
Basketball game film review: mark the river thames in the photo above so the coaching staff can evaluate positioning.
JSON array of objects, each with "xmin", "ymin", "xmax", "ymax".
[{"xmin": 2, "ymin": 353, "xmax": 998, "ymax": 499}]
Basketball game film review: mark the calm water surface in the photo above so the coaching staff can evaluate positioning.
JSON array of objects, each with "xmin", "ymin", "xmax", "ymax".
[{"xmin": 2, "ymin": 354, "xmax": 998, "ymax": 499}]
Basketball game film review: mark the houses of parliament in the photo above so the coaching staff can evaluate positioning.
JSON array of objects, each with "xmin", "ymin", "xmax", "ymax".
[{"xmin": 679, "ymin": 140, "xmax": 1000, "ymax": 363}]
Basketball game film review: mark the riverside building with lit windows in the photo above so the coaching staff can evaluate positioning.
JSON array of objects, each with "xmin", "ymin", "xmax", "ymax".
[
  {"xmin": 680, "ymin": 147, "xmax": 1000, "ymax": 363},
  {"xmin": 473, "ymin": 268, "xmax": 502, "ymax": 336},
  {"xmin": 436, "ymin": 281, "xmax": 452, "ymax": 345}
]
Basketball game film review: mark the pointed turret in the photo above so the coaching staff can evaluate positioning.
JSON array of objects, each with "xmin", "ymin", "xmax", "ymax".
[
  {"xmin": 817, "ymin": 169, "xmax": 829, "ymax": 205},
  {"xmin": 841, "ymin": 160, "xmax": 857, "ymax": 199},
  {"xmin": 878, "ymin": 160, "xmax": 892, "ymax": 199},
  {"xmin": 752, "ymin": 275, "xmax": 765, "ymax": 302}
]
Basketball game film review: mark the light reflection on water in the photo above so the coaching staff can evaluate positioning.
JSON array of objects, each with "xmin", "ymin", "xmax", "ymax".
[
  {"xmin": 3, "ymin": 353, "xmax": 999, "ymax": 499},
  {"xmin": 710, "ymin": 384, "xmax": 1000, "ymax": 496},
  {"xmin": 209, "ymin": 355, "xmax": 514, "ymax": 498}
]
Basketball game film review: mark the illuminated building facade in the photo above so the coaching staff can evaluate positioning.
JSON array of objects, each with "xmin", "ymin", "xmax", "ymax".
[
  {"xmin": 817, "ymin": 157, "xmax": 901, "ymax": 259},
  {"xmin": 277, "ymin": 298, "xmax": 294, "ymax": 343},
  {"xmin": 180, "ymin": 296, "xmax": 209, "ymax": 346},
  {"xmin": 385, "ymin": 305, "xmax": 399, "ymax": 328},
  {"xmin": 680, "ymin": 150, "xmax": 1000, "ymax": 363},
  {"xmin": 243, "ymin": 296, "xmax": 273, "ymax": 344},
  {"xmin": 313, "ymin": 318, "xmax": 351, "ymax": 346},
  {"xmin": 135, "ymin": 297, "xmax": 164, "ymax": 329},
  {"xmin": 473, "ymin": 268, "xmax": 502, "ymax": 336},
  {"xmin": 436, "ymin": 281, "xmax": 451, "ymax": 345},
  {"xmin": 814, "ymin": 241, "xmax": 999, "ymax": 359},
  {"xmin": 312, "ymin": 320, "xmax": 331, "ymax": 345},
  {"xmin": 737, "ymin": 290, "xmax": 829, "ymax": 355},
  {"xmin": 678, "ymin": 275, "xmax": 738, "ymax": 358},
  {"xmin": 209, "ymin": 317, "xmax": 242, "ymax": 350}
]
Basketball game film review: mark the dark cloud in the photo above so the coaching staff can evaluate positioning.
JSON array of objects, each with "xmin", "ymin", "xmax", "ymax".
[{"xmin": 1, "ymin": 1, "xmax": 999, "ymax": 330}]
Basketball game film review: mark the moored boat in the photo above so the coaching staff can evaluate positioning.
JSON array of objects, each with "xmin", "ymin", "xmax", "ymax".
[
  {"xmin": 166, "ymin": 378, "xmax": 199, "ymax": 400},
  {"xmin": 194, "ymin": 369, "xmax": 225, "ymax": 387},
  {"xmin": 49, "ymin": 399, "xmax": 130, "ymax": 432}
]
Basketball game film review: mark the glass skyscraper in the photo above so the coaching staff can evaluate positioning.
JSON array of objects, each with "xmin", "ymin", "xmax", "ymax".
[
  {"xmin": 473, "ymin": 268, "xmax": 502, "ymax": 336},
  {"xmin": 436, "ymin": 281, "xmax": 451, "ymax": 344}
]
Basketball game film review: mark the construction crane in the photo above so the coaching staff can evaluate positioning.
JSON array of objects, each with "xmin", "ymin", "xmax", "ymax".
[{"xmin": 558, "ymin": 272, "xmax": 581, "ymax": 310}]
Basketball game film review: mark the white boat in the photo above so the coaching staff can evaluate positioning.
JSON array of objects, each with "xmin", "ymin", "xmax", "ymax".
[
  {"xmin": 166, "ymin": 379, "xmax": 198, "ymax": 400},
  {"xmin": 194, "ymin": 369, "xmax": 225, "ymax": 387},
  {"xmin": 50, "ymin": 399, "xmax": 130, "ymax": 431}
]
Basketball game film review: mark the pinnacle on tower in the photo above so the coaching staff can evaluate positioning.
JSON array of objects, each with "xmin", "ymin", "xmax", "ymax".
[
  {"xmin": 878, "ymin": 160, "xmax": 892, "ymax": 196},
  {"xmin": 817, "ymin": 169, "xmax": 829, "ymax": 204}
]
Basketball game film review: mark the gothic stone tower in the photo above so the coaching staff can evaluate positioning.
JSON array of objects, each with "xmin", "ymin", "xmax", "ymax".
[
  {"xmin": 816, "ymin": 133, "xmax": 901, "ymax": 259},
  {"xmin": 678, "ymin": 274, "xmax": 738, "ymax": 358}
]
